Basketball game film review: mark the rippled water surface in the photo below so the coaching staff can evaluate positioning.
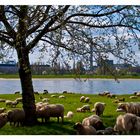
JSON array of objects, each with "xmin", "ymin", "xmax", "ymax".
[{"xmin": 0, "ymin": 78, "xmax": 140, "ymax": 94}]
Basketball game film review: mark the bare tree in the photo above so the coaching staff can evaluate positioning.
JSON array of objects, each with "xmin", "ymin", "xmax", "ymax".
[{"xmin": 0, "ymin": 5, "xmax": 140, "ymax": 125}]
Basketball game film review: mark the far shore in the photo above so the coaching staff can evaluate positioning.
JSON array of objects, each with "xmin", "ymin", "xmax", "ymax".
[{"xmin": 1, "ymin": 77, "xmax": 140, "ymax": 80}]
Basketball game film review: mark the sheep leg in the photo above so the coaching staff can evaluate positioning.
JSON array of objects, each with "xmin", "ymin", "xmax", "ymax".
[
  {"xmin": 61, "ymin": 116, "xmax": 64, "ymax": 123},
  {"xmin": 57, "ymin": 117, "xmax": 59, "ymax": 123}
]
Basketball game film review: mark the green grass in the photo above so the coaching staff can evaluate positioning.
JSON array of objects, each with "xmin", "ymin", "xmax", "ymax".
[
  {"xmin": 1, "ymin": 74, "xmax": 140, "ymax": 79},
  {"xmin": 0, "ymin": 93, "xmax": 140, "ymax": 135}
]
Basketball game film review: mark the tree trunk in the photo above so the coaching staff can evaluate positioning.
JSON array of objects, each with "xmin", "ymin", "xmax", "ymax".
[{"xmin": 17, "ymin": 48, "xmax": 37, "ymax": 126}]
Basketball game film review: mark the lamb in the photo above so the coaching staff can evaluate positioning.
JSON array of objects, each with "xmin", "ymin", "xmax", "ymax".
[
  {"xmin": 93, "ymin": 102, "xmax": 106, "ymax": 116},
  {"xmin": 36, "ymin": 104, "xmax": 64, "ymax": 123},
  {"xmin": 0, "ymin": 113, "xmax": 8, "ymax": 128},
  {"xmin": 114, "ymin": 113, "xmax": 140, "ymax": 134},
  {"xmin": 64, "ymin": 111, "xmax": 74, "ymax": 119},
  {"xmin": 82, "ymin": 115, "xmax": 105, "ymax": 130},
  {"xmin": 80, "ymin": 96, "xmax": 85, "ymax": 102},
  {"xmin": 7, "ymin": 109, "xmax": 25, "ymax": 126},
  {"xmin": 116, "ymin": 102, "xmax": 140, "ymax": 116},
  {"xmin": 84, "ymin": 97, "xmax": 90, "ymax": 103},
  {"xmin": 0, "ymin": 108, "xmax": 6, "ymax": 114},
  {"xmin": 74, "ymin": 122, "xmax": 97, "ymax": 135}
]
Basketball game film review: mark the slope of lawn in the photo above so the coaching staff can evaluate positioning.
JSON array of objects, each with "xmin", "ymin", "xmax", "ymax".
[{"xmin": 0, "ymin": 93, "xmax": 140, "ymax": 135}]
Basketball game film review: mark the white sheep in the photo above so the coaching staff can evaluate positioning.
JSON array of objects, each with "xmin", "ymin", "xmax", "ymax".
[
  {"xmin": 93, "ymin": 102, "xmax": 106, "ymax": 116},
  {"xmin": 129, "ymin": 96, "xmax": 137, "ymax": 99},
  {"xmin": 81, "ymin": 105, "xmax": 90, "ymax": 112},
  {"xmin": 84, "ymin": 97, "xmax": 90, "ymax": 103},
  {"xmin": 5, "ymin": 100, "xmax": 18, "ymax": 108},
  {"xmin": 64, "ymin": 111, "xmax": 74, "ymax": 119},
  {"xmin": 59, "ymin": 95, "xmax": 66, "ymax": 99},
  {"xmin": 76, "ymin": 108, "xmax": 83, "ymax": 112},
  {"xmin": 16, "ymin": 97, "xmax": 22, "ymax": 103},
  {"xmin": 82, "ymin": 115, "xmax": 105, "ymax": 130},
  {"xmin": 116, "ymin": 102, "xmax": 140, "ymax": 116},
  {"xmin": 51, "ymin": 95, "xmax": 57, "ymax": 98},
  {"xmin": 36, "ymin": 104, "xmax": 64, "ymax": 123},
  {"xmin": 74, "ymin": 122, "xmax": 97, "ymax": 135},
  {"xmin": 114, "ymin": 113, "xmax": 140, "ymax": 134},
  {"xmin": 7, "ymin": 109, "xmax": 25, "ymax": 126},
  {"xmin": 80, "ymin": 96, "xmax": 85, "ymax": 102},
  {"xmin": 42, "ymin": 98, "xmax": 50, "ymax": 102}
]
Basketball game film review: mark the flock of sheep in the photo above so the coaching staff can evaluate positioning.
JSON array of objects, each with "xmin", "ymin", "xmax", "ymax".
[{"xmin": 0, "ymin": 90, "xmax": 140, "ymax": 135}]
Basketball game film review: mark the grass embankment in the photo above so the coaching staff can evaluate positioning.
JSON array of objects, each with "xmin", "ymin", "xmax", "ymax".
[
  {"xmin": 1, "ymin": 74, "xmax": 140, "ymax": 79},
  {"xmin": 0, "ymin": 93, "xmax": 140, "ymax": 135}
]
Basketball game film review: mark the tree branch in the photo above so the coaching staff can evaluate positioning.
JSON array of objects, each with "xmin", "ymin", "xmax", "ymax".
[
  {"xmin": 26, "ymin": 5, "xmax": 70, "ymax": 51},
  {"xmin": 27, "ymin": 6, "xmax": 52, "ymax": 36}
]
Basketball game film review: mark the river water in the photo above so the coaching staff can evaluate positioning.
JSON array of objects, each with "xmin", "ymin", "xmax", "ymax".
[{"xmin": 0, "ymin": 78, "xmax": 140, "ymax": 94}]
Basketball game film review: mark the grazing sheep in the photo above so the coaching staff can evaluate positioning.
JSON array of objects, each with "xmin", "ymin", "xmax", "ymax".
[
  {"xmin": 116, "ymin": 102, "xmax": 140, "ymax": 116},
  {"xmin": 107, "ymin": 94, "xmax": 116, "ymax": 98},
  {"xmin": 134, "ymin": 92, "xmax": 140, "ymax": 96},
  {"xmin": 51, "ymin": 95, "xmax": 57, "ymax": 98},
  {"xmin": 5, "ymin": 100, "xmax": 18, "ymax": 108},
  {"xmin": 118, "ymin": 97, "xmax": 125, "ymax": 102},
  {"xmin": 112, "ymin": 100, "xmax": 120, "ymax": 103},
  {"xmin": 63, "ymin": 91, "xmax": 67, "ymax": 94},
  {"xmin": 0, "ymin": 113, "xmax": 8, "ymax": 128},
  {"xmin": 81, "ymin": 105, "xmax": 90, "ymax": 112},
  {"xmin": 16, "ymin": 97, "xmax": 22, "ymax": 103},
  {"xmin": 36, "ymin": 104, "xmax": 64, "ymax": 123},
  {"xmin": 98, "ymin": 93, "xmax": 104, "ymax": 96},
  {"xmin": 43, "ymin": 90, "xmax": 48, "ymax": 94},
  {"xmin": 0, "ymin": 108, "xmax": 6, "ymax": 114},
  {"xmin": 34, "ymin": 91, "xmax": 39, "ymax": 95},
  {"xmin": 85, "ymin": 97, "xmax": 90, "ymax": 103},
  {"xmin": 103, "ymin": 91, "xmax": 110, "ymax": 96},
  {"xmin": 64, "ymin": 111, "xmax": 74, "ymax": 119},
  {"xmin": 7, "ymin": 109, "xmax": 25, "ymax": 126},
  {"xmin": 82, "ymin": 115, "xmax": 105, "ymax": 130},
  {"xmin": 114, "ymin": 113, "xmax": 140, "ymax": 134},
  {"xmin": 76, "ymin": 108, "xmax": 83, "ymax": 112},
  {"xmin": 74, "ymin": 122, "xmax": 97, "ymax": 135},
  {"xmin": 14, "ymin": 91, "xmax": 20, "ymax": 94},
  {"xmin": 59, "ymin": 95, "xmax": 66, "ymax": 99},
  {"xmin": 0, "ymin": 99, "xmax": 6, "ymax": 102},
  {"xmin": 80, "ymin": 96, "xmax": 85, "ymax": 102},
  {"xmin": 42, "ymin": 98, "xmax": 50, "ymax": 102},
  {"xmin": 93, "ymin": 102, "xmax": 106, "ymax": 116},
  {"xmin": 129, "ymin": 96, "xmax": 137, "ymax": 99}
]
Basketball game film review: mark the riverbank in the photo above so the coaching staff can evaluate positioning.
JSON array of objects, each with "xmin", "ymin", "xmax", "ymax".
[
  {"xmin": 0, "ymin": 93, "xmax": 138, "ymax": 135},
  {"xmin": 1, "ymin": 74, "xmax": 140, "ymax": 79}
]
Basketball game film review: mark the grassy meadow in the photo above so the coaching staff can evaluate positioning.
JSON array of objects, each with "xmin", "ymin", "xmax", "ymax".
[
  {"xmin": 0, "ymin": 93, "xmax": 140, "ymax": 135},
  {"xmin": 1, "ymin": 74, "xmax": 140, "ymax": 79}
]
